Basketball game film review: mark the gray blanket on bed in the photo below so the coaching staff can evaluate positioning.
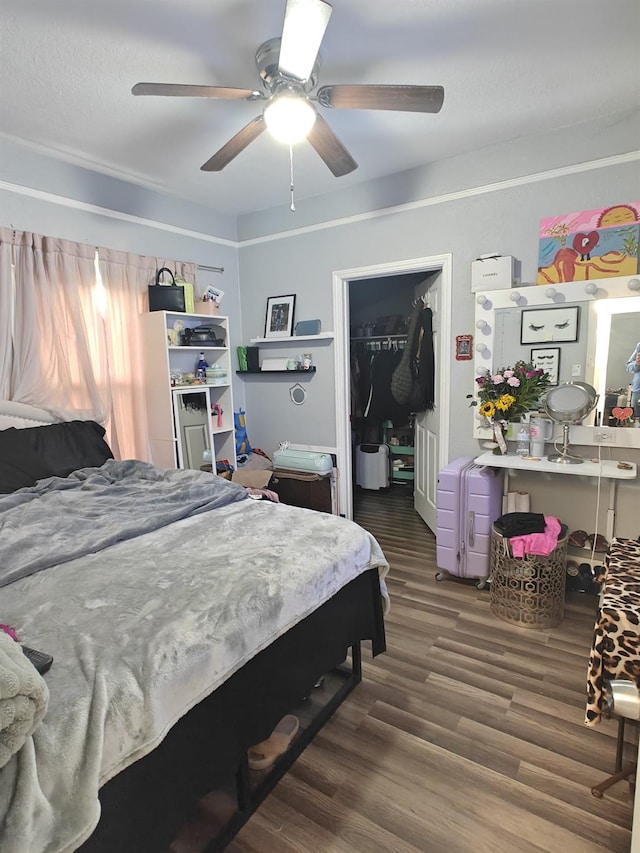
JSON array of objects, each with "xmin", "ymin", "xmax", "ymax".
[
  {"xmin": 0, "ymin": 460, "xmax": 389, "ymax": 853},
  {"xmin": 0, "ymin": 459, "xmax": 248, "ymax": 587}
]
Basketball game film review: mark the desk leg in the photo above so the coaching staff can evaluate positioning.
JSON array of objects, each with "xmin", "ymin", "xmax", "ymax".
[
  {"xmin": 501, "ymin": 469, "xmax": 510, "ymax": 514},
  {"xmin": 606, "ymin": 480, "xmax": 617, "ymax": 543}
]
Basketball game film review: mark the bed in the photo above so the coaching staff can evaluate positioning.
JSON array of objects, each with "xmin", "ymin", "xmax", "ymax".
[{"xmin": 0, "ymin": 401, "xmax": 389, "ymax": 853}]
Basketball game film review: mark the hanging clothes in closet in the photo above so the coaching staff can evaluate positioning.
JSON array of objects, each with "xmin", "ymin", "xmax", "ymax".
[
  {"xmin": 390, "ymin": 300, "xmax": 435, "ymax": 412},
  {"xmin": 351, "ymin": 341, "xmax": 412, "ymax": 443}
]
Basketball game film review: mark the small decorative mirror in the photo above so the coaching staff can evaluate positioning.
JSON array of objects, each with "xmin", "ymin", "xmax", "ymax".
[{"xmin": 289, "ymin": 383, "xmax": 306, "ymax": 406}]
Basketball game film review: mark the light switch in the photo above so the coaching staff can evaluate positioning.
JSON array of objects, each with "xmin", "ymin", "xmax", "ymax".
[{"xmin": 572, "ymin": 364, "xmax": 582, "ymax": 376}]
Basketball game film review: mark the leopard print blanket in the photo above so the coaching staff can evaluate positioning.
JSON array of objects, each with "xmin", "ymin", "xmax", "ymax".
[{"xmin": 585, "ymin": 538, "xmax": 640, "ymax": 726}]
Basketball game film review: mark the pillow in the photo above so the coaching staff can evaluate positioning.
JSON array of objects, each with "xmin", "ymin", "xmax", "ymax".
[
  {"xmin": 27, "ymin": 421, "xmax": 114, "ymax": 478},
  {"xmin": 0, "ymin": 421, "xmax": 113, "ymax": 493},
  {"xmin": 0, "ymin": 430, "xmax": 55, "ymax": 494}
]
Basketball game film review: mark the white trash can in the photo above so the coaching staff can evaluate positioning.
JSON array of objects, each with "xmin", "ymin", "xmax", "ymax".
[{"xmin": 355, "ymin": 443, "xmax": 390, "ymax": 490}]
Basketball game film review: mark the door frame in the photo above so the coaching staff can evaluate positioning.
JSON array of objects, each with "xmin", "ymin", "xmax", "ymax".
[{"xmin": 332, "ymin": 253, "xmax": 452, "ymax": 519}]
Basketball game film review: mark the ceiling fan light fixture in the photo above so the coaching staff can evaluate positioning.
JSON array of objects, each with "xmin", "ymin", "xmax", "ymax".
[{"xmin": 264, "ymin": 94, "xmax": 316, "ymax": 144}]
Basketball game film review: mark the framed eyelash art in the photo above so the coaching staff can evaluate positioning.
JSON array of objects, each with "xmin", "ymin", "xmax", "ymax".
[
  {"xmin": 530, "ymin": 347, "xmax": 560, "ymax": 385},
  {"xmin": 520, "ymin": 305, "xmax": 579, "ymax": 345}
]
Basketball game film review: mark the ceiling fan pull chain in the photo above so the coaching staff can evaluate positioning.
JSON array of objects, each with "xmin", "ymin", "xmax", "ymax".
[{"xmin": 289, "ymin": 144, "xmax": 296, "ymax": 212}]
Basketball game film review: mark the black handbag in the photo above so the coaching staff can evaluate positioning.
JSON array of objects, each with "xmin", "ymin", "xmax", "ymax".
[{"xmin": 148, "ymin": 267, "xmax": 186, "ymax": 313}]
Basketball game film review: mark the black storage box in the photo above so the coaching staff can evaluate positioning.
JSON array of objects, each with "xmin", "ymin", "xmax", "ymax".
[{"xmin": 182, "ymin": 326, "xmax": 225, "ymax": 347}]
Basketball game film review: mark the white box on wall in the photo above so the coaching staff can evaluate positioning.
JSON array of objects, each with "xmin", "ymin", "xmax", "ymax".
[
  {"xmin": 261, "ymin": 357, "xmax": 289, "ymax": 371},
  {"xmin": 471, "ymin": 254, "xmax": 515, "ymax": 292}
]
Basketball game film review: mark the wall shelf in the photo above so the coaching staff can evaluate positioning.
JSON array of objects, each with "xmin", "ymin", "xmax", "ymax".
[
  {"xmin": 236, "ymin": 368, "xmax": 316, "ymax": 376},
  {"xmin": 249, "ymin": 333, "xmax": 334, "ymax": 344}
]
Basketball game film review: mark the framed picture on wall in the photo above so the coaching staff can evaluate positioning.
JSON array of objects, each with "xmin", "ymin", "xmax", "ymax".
[
  {"xmin": 264, "ymin": 294, "xmax": 296, "ymax": 338},
  {"xmin": 530, "ymin": 347, "xmax": 560, "ymax": 385},
  {"xmin": 520, "ymin": 305, "xmax": 579, "ymax": 345},
  {"xmin": 455, "ymin": 334, "xmax": 473, "ymax": 360}
]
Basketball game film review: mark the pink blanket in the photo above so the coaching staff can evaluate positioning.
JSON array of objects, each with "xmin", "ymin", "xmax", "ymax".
[{"xmin": 510, "ymin": 516, "xmax": 561, "ymax": 557}]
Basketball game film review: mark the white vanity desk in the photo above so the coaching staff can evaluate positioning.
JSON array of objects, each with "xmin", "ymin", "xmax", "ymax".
[{"xmin": 474, "ymin": 451, "xmax": 637, "ymax": 541}]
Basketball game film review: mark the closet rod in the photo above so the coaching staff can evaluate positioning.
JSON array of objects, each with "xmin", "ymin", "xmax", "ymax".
[{"xmin": 197, "ymin": 264, "xmax": 224, "ymax": 273}]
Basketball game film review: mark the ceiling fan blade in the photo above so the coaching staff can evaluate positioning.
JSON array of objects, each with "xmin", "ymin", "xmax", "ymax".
[
  {"xmin": 278, "ymin": 0, "xmax": 332, "ymax": 81},
  {"xmin": 316, "ymin": 84, "xmax": 445, "ymax": 113},
  {"xmin": 201, "ymin": 116, "xmax": 266, "ymax": 172},
  {"xmin": 307, "ymin": 113, "xmax": 357, "ymax": 177},
  {"xmin": 132, "ymin": 82, "xmax": 264, "ymax": 101}
]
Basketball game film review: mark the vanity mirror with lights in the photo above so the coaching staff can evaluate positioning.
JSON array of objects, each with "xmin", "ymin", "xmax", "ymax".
[{"xmin": 473, "ymin": 274, "xmax": 640, "ymax": 448}]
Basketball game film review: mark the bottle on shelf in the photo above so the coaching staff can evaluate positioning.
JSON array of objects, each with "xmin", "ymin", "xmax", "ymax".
[
  {"xmin": 196, "ymin": 352, "xmax": 208, "ymax": 381},
  {"xmin": 515, "ymin": 425, "xmax": 529, "ymax": 457}
]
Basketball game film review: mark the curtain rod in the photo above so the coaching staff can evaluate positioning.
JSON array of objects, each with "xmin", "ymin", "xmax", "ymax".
[{"xmin": 197, "ymin": 264, "xmax": 224, "ymax": 273}]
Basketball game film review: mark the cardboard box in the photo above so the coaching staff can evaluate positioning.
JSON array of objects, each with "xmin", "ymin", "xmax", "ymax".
[{"xmin": 471, "ymin": 255, "xmax": 515, "ymax": 292}]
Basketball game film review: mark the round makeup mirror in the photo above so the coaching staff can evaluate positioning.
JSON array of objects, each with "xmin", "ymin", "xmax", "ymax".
[{"xmin": 544, "ymin": 381, "xmax": 598, "ymax": 464}]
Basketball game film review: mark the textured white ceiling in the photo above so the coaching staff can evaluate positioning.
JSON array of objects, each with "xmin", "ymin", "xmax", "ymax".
[{"xmin": 2, "ymin": 0, "xmax": 639, "ymax": 217}]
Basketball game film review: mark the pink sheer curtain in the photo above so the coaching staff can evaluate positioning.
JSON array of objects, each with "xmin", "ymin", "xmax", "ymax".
[
  {"xmin": 8, "ymin": 230, "xmax": 107, "ymax": 421},
  {"xmin": 0, "ymin": 233, "xmax": 16, "ymax": 399},
  {"xmin": 96, "ymin": 248, "xmax": 195, "ymax": 460},
  {"xmin": 0, "ymin": 228, "xmax": 195, "ymax": 462}
]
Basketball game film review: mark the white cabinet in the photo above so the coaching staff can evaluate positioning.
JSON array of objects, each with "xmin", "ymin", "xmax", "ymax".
[{"xmin": 141, "ymin": 311, "xmax": 236, "ymax": 473}]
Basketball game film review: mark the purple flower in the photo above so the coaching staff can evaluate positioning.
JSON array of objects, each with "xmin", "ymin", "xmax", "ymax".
[{"xmin": 476, "ymin": 376, "xmax": 487, "ymax": 386}]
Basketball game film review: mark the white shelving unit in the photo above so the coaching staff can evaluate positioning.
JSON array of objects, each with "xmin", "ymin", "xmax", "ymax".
[{"xmin": 141, "ymin": 311, "xmax": 236, "ymax": 473}]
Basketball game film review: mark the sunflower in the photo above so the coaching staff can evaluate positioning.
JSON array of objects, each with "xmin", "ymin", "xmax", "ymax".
[{"xmin": 467, "ymin": 361, "xmax": 552, "ymax": 423}]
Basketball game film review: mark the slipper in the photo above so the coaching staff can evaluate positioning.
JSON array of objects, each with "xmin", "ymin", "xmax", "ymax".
[
  {"xmin": 247, "ymin": 714, "xmax": 299, "ymax": 771},
  {"xmin": 565, "ymin": 560, "xmax": 581, "ymax": 592},
  {"xmin": 586, "ymin": 533, "xmax": 609, "ymax": 553},
  {"xmin": 568, "ymin": 529, "xmax": 588, "ymax": 548},
  {"xmin": 577, "ymin": 563, "xmax": 595, "ymax": 593}
]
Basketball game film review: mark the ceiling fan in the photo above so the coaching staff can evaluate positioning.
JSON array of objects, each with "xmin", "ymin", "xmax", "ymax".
[{"xmin": 132, "ymin": 0, "xmax": 444, "ymax": 177}]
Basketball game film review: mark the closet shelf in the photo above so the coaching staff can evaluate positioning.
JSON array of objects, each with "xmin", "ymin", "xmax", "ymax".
[{"xmin": 387, "ymin": 445, "xmax": 414, "ymax": 455}]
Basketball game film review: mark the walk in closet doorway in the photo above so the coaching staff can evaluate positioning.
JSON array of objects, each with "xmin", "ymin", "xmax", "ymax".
[
  {"xmin": 332, "ymin": 254, "xmax": 452, "ymax": 529},
  {"xmin": 344, "ymin": 262, "xmax": 448, "ymax": 532}
]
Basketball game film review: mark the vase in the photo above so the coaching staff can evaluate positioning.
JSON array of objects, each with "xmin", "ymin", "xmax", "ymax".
[{"xmin": 492, "ymin": 421, "xmax": 508, "ymax": 455}]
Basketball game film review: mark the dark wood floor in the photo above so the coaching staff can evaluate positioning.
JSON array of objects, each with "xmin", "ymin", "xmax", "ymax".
[{"xmin": 184, "ymin": 486, "xmax": 636, "ymax": 852}]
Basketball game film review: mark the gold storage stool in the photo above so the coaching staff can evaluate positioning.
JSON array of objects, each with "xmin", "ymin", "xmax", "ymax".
[{"xmin": 490, "ymin": 524, "xmax": 567, "ymax": 628}]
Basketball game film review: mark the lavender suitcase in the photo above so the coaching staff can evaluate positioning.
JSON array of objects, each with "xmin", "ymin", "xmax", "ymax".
[{"xmin": 435, "ymin": 456, "xmax": 504, "ymax": 588}]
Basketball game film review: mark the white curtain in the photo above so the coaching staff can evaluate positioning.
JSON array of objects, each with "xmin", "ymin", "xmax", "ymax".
[
  {"xmin": 8, "ymin": 230, "xmax": 106, "ymax": 420},
  {"xmin": 96, "ymin": 248, "xmax": 195, "ymax": 460},
  {"xmin": 0, "ymin": 228, "xmax": 195, "ymax": 462},
  {"xmin": 0, "ymin": 234, "xmax": 16, "ymax": 399}
]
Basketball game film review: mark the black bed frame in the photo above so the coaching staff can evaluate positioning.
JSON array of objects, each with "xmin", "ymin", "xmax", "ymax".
[{"xmin": 78, "ymin": 567, "xmax": 386, "ymax": 852}]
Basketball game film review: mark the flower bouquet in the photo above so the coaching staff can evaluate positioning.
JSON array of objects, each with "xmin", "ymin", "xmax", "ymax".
[{"xmin": 468, "ymin": 360, "xmax": 552, "ymax": 453}]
